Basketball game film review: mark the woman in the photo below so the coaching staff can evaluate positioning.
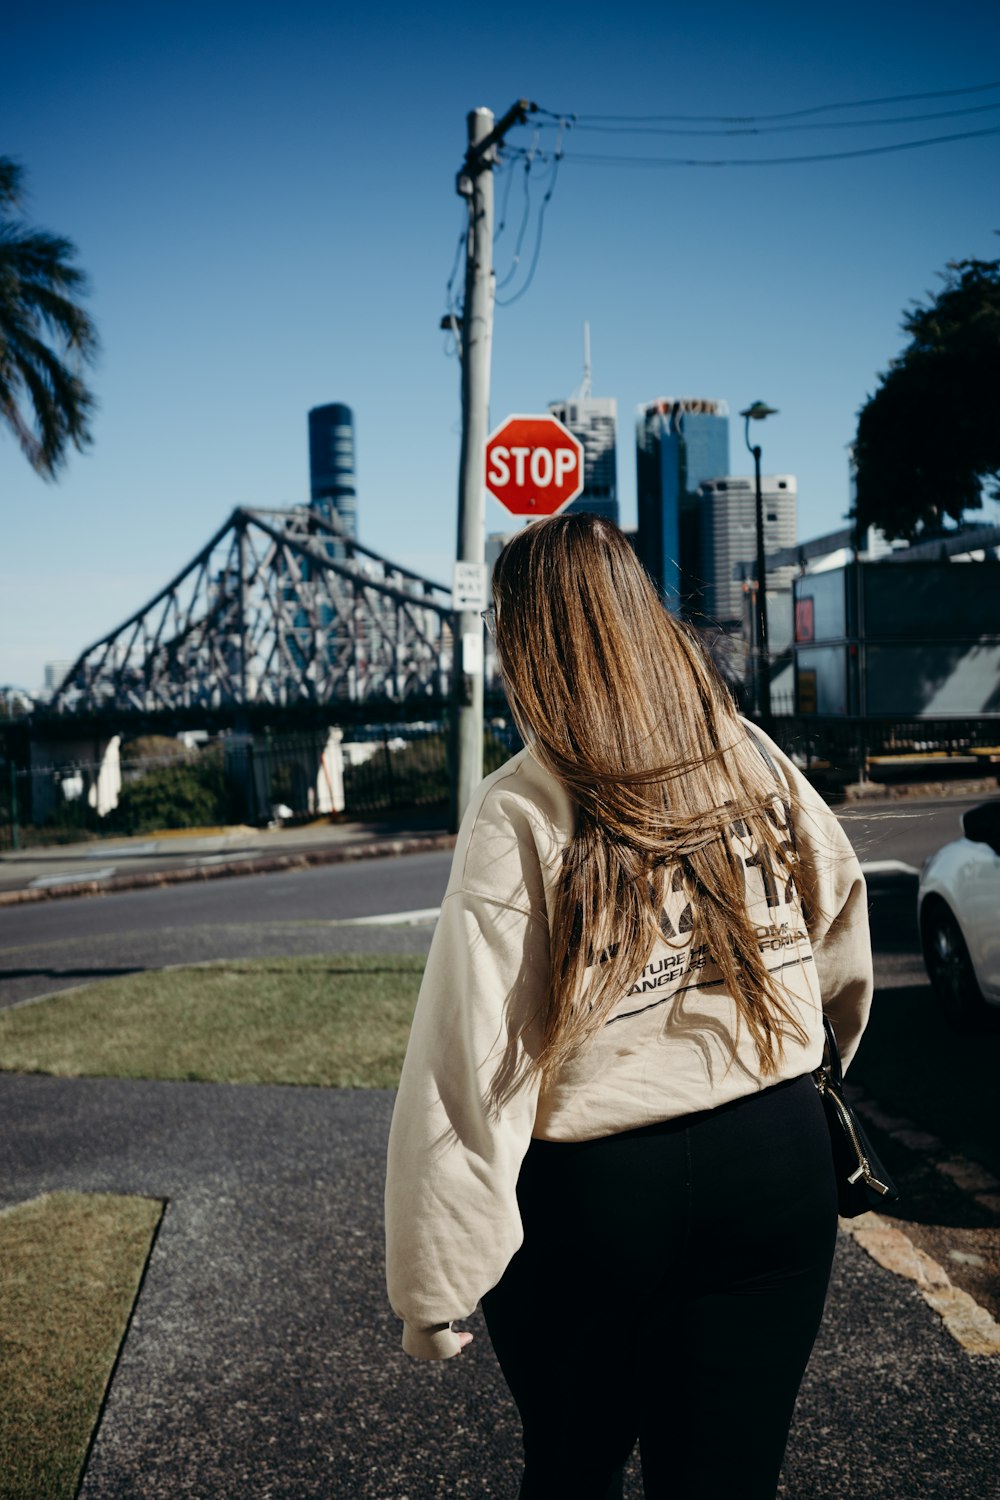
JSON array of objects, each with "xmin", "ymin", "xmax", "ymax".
[{"xmin": 385, "ymin": 514, "xmax": 872, "ymax": 1500}]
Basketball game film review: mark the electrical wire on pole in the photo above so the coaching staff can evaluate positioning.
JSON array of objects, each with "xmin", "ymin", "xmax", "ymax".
[{"xmin": 452, "ymin": 100, "xmax": 534, "ymax": 831}]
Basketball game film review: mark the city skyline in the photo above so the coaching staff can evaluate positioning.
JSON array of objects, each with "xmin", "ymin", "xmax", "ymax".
[{"xmin": 3, "ymin": 1, "xmax": 1000, "ymax": 691}]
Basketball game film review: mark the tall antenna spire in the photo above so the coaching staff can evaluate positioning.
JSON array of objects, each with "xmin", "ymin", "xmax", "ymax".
[{"xmin": 574, "ymin": 321, "xmax": 592, "ymax": 400}]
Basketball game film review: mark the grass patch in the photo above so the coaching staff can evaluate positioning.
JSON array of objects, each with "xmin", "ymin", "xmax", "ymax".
[
  {"xmin": 0, "ymin": 1192, "xmax": 163, "ymax": 1500},
  {"xmin": 0, "ymin": 955, "xmax": 424, "ymax": 1088}
]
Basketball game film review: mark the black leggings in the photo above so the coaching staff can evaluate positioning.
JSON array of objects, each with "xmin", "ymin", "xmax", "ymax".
[{"xmin": 481, "ymin": 1075, "xmax": 838, "ymax": 1500}]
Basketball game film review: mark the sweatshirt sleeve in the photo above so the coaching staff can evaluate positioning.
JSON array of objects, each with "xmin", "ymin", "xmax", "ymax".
[
  {"xmin": 384, "ymin": 883, "xmax": 548, "ymax": 1359},
  {"xmin": 763, "ymin": 736, "xmax": 874, "ymax": 1071}
]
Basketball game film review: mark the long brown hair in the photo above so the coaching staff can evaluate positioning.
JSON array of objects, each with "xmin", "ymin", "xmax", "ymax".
[{"xmin": 491, "ymin": 513, "xmax": 808, "ymax": 1081}]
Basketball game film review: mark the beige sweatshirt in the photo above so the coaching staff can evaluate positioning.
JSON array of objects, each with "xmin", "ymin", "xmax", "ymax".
[{"xmin": 384, "ymin": 726, "xmax": 873, "ymax": 1359}]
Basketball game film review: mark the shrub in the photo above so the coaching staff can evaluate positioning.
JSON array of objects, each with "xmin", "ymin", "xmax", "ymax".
[{"xmin": 114, "ymin": 749, "xmax": 238, "ymax": 833}]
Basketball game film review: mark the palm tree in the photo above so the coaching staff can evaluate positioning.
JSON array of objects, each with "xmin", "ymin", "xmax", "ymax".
[{"xmin": 0, "ymin": 156, "xmax": 98, "ymax": 478}]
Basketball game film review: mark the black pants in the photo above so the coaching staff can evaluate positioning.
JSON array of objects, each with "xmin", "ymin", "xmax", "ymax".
[{"xmin": 481, "ymin": 1075, "xmax": 838, "ymax": 1500}]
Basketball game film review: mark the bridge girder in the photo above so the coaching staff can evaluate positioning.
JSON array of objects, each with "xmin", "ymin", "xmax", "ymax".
[{"xmin": 51, "ymin": 508, "xmax": 458, "ymax": 721}]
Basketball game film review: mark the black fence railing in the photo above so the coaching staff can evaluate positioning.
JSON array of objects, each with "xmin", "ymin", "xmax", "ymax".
[
  {"xmin": 2, "ymin": 713, "xmax": 995, "ymax": 851},
  {"xmin": 0, "ymin": 720, "xmax": 524, "ymax": 850},
  {"xmin": 766, "ymin": 715, "xmax": 1000, "ymax": 785}
]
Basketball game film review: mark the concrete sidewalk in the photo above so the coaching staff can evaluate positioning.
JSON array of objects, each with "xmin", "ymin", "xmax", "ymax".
[
  {"xmin": 3, "ymin": 1061, "xmax": 999, "ymax": 1499},
  {"xmin": 0, "ymin": 808, "xmax": 453, "ymax": 905}
]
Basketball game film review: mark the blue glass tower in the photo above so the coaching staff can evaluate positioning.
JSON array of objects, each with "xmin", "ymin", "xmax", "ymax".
[
  {"xmin": 636, "ymin": 399, "xmax": 730, "ymax": 611},
  {"xmin": 304, "ymin": 403, "xmax": 359, "ymax": 673},
  {"xmin": 308, "ymin": 403, "xmax": 358, "ymax": 540}
]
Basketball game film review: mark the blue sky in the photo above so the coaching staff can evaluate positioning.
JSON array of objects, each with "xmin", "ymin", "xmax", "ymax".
[{"xmin": 3, "ymin": 0, "xmax": 999, "ymax": 691}]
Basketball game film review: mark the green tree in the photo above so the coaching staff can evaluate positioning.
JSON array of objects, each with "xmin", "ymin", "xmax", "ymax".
[
  {"xmin": 852, "ymin": 257, "xmax": 1000, "ymax": 541},
  {"xmin": 0, "ymin": 157, "xmax": 98, "ymax": 477}
]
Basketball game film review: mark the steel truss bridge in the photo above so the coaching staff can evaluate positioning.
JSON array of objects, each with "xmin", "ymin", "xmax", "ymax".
[{"xmin": 49, "ymin": 508, "xmax": 459, "ymax": 731}]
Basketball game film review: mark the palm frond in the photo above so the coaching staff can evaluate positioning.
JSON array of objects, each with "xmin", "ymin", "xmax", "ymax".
[
  {"xmin": 0, "ymin": 159, "xmax": 98, "ymax": 478},
  {"xmin": 0, "ymin": 390, "xmax": 43, "ymax": 469},
  {"xmin": 6, "ymin": 337, "xmax": 94, "ymax": 478},
  {"xmin": 0, "ymin": 226, "xmax": 91, "ymax": 297},
  {"xmin": 0, "ymin": 157, "xmax": 24, "ymax": 210},
  {"xmin": 1, "ymin": 261, "xmax": 99, "ymax": 358}
]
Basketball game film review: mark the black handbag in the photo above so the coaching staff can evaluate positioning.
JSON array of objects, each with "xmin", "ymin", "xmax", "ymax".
[{"xmin": 814, "ymin": 1017, "xmax": 899, "ymax": 1218}]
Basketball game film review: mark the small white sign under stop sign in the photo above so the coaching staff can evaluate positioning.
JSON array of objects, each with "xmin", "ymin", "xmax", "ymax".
[
  {"xmin": 452, "ymin": 561, "xmax": 487, "ymax": 611},
  {"xmin": 461, "ymin": 631, "xmax": 483, "ymax": 676}
]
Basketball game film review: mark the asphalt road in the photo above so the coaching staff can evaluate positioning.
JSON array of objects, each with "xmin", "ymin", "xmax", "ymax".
[
  {"xmin": 0, "ymin": 851, "xmax": 452, "ymax": 1009},
  {"xmin": 836, "ymin": 795, "xmax": 972, "ymax": 870},
  {"xmin": 0, "ymin": 795, "xmax": 986, "ymax": 1016}
]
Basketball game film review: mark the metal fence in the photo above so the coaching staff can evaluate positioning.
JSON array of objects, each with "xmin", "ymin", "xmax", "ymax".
[
  {"xmin": 3, "ymin": 712, "xmax": 995, "ymax": 851},
  {"xmin": 0, "ymin": 720, "xmax": 523, "ymax": 850},
  {"xmin": 338, "ymin": 721, "xmax": 518, "ymax": 815},
  {"xmin": 767, "ymin": 713, "xmax": 1000, "ymax": 784}
]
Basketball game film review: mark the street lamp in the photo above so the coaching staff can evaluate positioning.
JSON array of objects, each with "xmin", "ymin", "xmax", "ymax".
[{"xmin": 739, "ymin": 401, "xmax": 779, "ymax": 729}]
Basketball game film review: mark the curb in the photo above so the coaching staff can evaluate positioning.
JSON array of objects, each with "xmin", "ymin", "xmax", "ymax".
[
  {"xmin": 843, "ymin": 1212, "xmax": 1000, "ymax": 1357},
  {"xmin": 840, "ymin": 775, "xmax": 999, "ymax": 803},
  {"xmin": 0, "ymin": 833, "xmax": 456, "ymax": 908}
]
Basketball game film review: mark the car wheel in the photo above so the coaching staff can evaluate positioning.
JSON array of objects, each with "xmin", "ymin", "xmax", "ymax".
[{"xmin": 921, "ymin": 901, "xmax": 988, "ymax": 1031}]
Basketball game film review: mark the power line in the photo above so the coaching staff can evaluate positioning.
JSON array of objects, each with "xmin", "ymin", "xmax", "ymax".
[
  {"xmin": 568, "ymin": 99, "xmax": 1000, "ymax": 138},
  {"xmin": 493, "ymin": 152, "xmax": 517, "ymax": 244},
  {"xmin": 441, "ymin": 222, "xmax": 466, "ymax": 356},
  {"xmin": 444, "ymin": 225, "xmax": 466, "ymax": 309},
  {"xmin": 559, "ymin": 124, "xmax": 1000, "ymax": 169},
  {"xmin": 495, "ymin": 123, "xmax": 567, "ymax": 307},
  {"xmin": 494, "ymin": 133, "xmax": 542, "ymax": 291},
  {"xmin": 544, "ymin": 78, "xmax": 1000, "ymax": 126},
  {"xmin": 442, "ymin": 86, "xmax": 999, "ymax": 335}
]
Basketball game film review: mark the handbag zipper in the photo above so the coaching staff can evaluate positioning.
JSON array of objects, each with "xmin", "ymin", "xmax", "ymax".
[{"xmin": 816, "ymin": 1069, "xmax": 893, "ymax": 1197}]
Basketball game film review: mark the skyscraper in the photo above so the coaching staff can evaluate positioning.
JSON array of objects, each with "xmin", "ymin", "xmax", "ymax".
[
  {"xmin": 546, "ymin": 398, "xmax": 619, "ymax": 525},
  {"xmin": 547, "ymin": 325, "xmax": 619, "ymax": 525},
  {"xmin": 308, "ymin": 403, "xmax": 358, "ymax": 539},
  {"xmin": 697, "ymin": 474, "xmax": 798, "ymax": 623},
  {"xmin": 636, "ymin": 398, "xmax": 730, "ymax": 610}
]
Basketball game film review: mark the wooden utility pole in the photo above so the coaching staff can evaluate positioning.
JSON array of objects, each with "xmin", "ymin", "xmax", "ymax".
[{"xmin": 452, "ymin": 100, "xmax": 532, "ymax": 830}]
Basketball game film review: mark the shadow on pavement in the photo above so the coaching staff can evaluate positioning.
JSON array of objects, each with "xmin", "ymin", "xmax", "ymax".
[
  {"xmin": 0, "ymin": 965, "xmax": 148, "ymax": 986},
  {"xmin": 852, "ymin": 980, "xmax": 1000, "ymax": 1205},
  {"xmin": 865, "ymin": 869, "xmax": 920, "ymax": 958}
]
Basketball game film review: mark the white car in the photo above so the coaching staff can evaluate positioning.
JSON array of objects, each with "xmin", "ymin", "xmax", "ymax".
[{"xmin": 918, "ymin": 799, "xmax": 1000, "ymax": 1029}]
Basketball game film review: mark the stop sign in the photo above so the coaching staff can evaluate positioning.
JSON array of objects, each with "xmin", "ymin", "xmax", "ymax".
[{"xmin": 485, "ymin": 414, "xmax": 584, "ymax": 517}]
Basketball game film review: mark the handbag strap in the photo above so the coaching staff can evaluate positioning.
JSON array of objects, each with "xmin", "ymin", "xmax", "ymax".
[
  {"xmin": 744, "ymin": 725, "xmax": 783, "ymax": 787},
  {"xmin": 821, "ymin": 1015, "xmax": 845, "ymax": 1091}
]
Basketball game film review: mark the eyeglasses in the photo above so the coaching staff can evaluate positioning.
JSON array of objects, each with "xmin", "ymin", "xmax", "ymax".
[{"xmin": 480, "ymin": 607, "xmax": 496, "ymax": 638}]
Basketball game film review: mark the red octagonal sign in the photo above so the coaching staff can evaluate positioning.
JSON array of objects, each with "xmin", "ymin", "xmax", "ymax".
[{"xmin": 485, "ymin": 414, "xmax": 584, "ymax": 517}]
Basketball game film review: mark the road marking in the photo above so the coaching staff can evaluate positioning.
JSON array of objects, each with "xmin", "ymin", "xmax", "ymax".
[
  {"xmin": 846, "ymin": 1088, "xmax": 1000, "ymax": 1350},
  {"xmin": 30, "ymin": 869, "xmax": 117, "ymax": 889},
  {"xmin": 855, "ymin": 1097, "xmax": 1000, "ymax": 1214},
  {"xmin": 844, "ymin": 1214, "xmax": 1000, "ymax": 1357},
  {"xmin": 859, "ymin": 859, "xmax": 920, "ymax": 877},
  {"xmin": 949, "ymin": 1250, "xmax": 986, "ymax": 1268},
  {"xmin": 345, "ymin": 907, "xmax": 441, "ymax": 926},
  {"xmin": 936, "ymin": 1158, "xmax": 1000, "ymax": 1194}
]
